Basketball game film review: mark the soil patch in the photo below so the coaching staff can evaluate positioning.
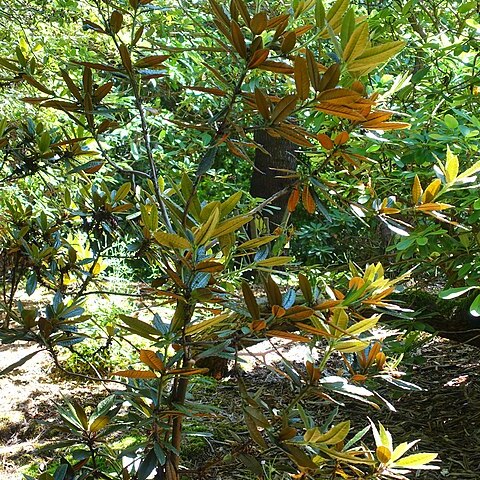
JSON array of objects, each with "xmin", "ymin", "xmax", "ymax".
[{"xmin": 1, "ymin": 338, "xmax": 479, "ymax": 478}]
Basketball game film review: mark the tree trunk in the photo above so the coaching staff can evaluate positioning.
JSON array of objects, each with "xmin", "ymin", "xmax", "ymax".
[{"xmin": 250, "ymin": 130, "xmax": 298, "ymax": 231}]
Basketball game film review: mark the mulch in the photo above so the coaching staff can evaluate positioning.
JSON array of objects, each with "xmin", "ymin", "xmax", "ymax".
[{"xmin": 1, "ymin": 337, "xmax": 480, "ymax": 479}]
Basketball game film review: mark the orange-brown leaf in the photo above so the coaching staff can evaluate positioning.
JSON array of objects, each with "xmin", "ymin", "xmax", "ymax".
[
  {"xmin": 257, "ymin": 60, "xmax": 294, "ymax": 74},
  {"xmin": 274, "ymin": 125, "xmax": 313, "ymax": 147},
  {"xmin": 230, "ymin": 20, "xmax": 247, "ymax": 58},
  {"xmin": 334, "ymin": 131, "xmax": 349, "ymax": 146},
  {"xmin": 302, "ymin": 185, "xmax": 315, "ymax": 214},
  {"xmin": 140, "ymin": 349, "xmax": 165, "ymax": 371},
  {"xmin": 305, "ymin": 48, "xmax": 321, "ymax": 91},
  {"xmin": 317, "ymin": 133, "xmax": 334, "ymax": 149},
  {"xmin": 233, "ymin": 0, "xmax": 250, "ymax": 26},
  {"xmin": 283, "ymin": 305, "xmax": 314, "ymax": 320},
  {"xmin": 271, "ymin": 95, "xmax": 298, "ymax": 124},
  {"xmin": 266, "ymin": 331, "xmax": 311, "ymax": 342},
  {"xmin": 317, "ymin": 63, "xmax": 340, "ymax": 92},
  {"xmin": 254, "ymin": 87, "xmax": 270, "ymax": 120},
  {"xmin": 294, "ymin": 56, "xmax": 310, "ymax": 100},
  {"xmin": 135, "ymin": 55, "xmax": 170, "ymax": 68},
  {"xmin": 363, "ymin": 121, "xmax": 410, "ymax": 131},
  {"xmin": 112, "ymin": 370, "xmax": 157, "ymax": 379},
  {"xmin": 272, "ymin": 305, "xmax": 286, "ymax": 317},
  {"xmin": 316, "ymin": 103, "xmax": 366, "ymax": 121},
  {"xmin": 209, "ymin": 0, "xmax": 230, "ymax": 25},
  {"xmin": 281, "ymin": 31, "xmax": 297, "ymax": 54},
  {"xmin": 242, "ymin": 281, "xmax": 260, "ymax": 320},
  {"xmin": 248, "ymin": 48, "xmax": 270, "ymax": 69},
  {"xmin": 250, "ymin": 12, "xmax": 267, "ymax": 34},
  {"xmin": 288, "ymin": 187, "xmax": 300, "ymax": 212},
  {"xmin": 319, "ymin": 88, "xmax": 361, "ymax": 105}
]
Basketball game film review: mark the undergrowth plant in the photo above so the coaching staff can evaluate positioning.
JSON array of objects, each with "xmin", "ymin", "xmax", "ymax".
[{"xmin": 0, "ymin": 0, "xmax": 462, "ymax": 478}]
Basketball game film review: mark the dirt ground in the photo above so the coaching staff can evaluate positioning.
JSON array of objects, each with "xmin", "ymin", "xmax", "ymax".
[{"xmin": 1, "ymin": 337, "xmax": 480, "ymax": 479}]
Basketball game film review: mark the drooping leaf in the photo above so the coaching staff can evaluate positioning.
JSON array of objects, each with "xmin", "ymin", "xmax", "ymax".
[{"xmin": 294, "ymin": 56, "xmax": 310, "ymax": 100}]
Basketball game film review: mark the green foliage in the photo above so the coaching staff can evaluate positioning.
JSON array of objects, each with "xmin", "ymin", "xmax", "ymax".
[{"xmin": 3, "ymin": 0, "xmax": 479, "ymax": 478}]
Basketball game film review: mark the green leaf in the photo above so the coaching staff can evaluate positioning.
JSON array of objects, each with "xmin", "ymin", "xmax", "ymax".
[
  {"xmin": 394, "ymin": 452, "xmax": 439, "ymax": 468},
  {"xmin": 89, "ymin": 415, "xmax": 110, "ymax": 432},
  {"xmin": 119, "ymin": 314, "xmax": 162, "ymax": 339},
  {"xmin": 444, "ymin": 114, "xmax": 459, "ymax": 130},
  {"xmin": 469, "ymin": 293, "xmax": 480, "ymax": 317},
  {"xmin": 315, "ymin": 0, "xmax": 325, "ymax": 27},
  {"xmin": 114, "ymin": 182, "xmax": 131, "ymax": 203},
  {"xmin": 196, "ymin": 146, "xmax": 218, "ymax": 176},
  {"xmin": 438, "ymin": 286, "xmax": 478, "ymax": 300},
  {"xmin": 0, "ymin": 350, "xmax": 41, "ymax": 375},
  {"xmin": 137, "ymin": 449, "xmax": 157, "ymax": 480}
]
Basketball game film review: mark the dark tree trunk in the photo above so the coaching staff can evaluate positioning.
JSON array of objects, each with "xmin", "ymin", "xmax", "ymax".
[{"xmin": 250, "ymin": 130, "xmax": 298, "ymax": 231}]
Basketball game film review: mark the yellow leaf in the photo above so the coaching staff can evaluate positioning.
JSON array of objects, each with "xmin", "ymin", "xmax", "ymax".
[
  {"xmin": 330, "ymin": 307, "xmax": 349, "ymax": 336},
  {"xmin": 321, "ymin": 0, "xmax": 350, "ymax": 35},
  {"xmin": 381, "ymin": 207, "xmax": 401, "ymax": 214},
  {"xmin": 194, "ymin": 207, "xmax": 220, "ymax": 245},
  {"xmin": 211, "ymin": 214, "xmax": 252, "ymax": 237},
  {"xmin": 394, "ymin": 452, "xmax": 439, "ymax": 469},
  {"xmin": 415, "ymin": 202, "xmax": 453, "ymax": 212},
  {"xmin": 412, "ymin": 175, "xmax": 422, "ymax": 204},
  {"xmin": 200, "ymin": 201, "xmax": 222, "ymax": 222},
  {"xmin": 391, "ymin": 440, "xmax": 420, "ymax": 462},
  {"xmin": 445, "ymin": 145, "xmax": 459, "ymax": 183},
  {"xmin": 89, "ymin": 415, "xmax": 110, "ymax": 432},
  {"xmin": 304, "ymin": 421, "xmax": 350, "ymax": 445},
  {"xmin": 238, "ymin": 235, "xmax": 278, "ymax": 249},
  {"xmin": 220, "ymin": 191, "xmax": 243, "ymax": 217},
  {"xmin": 154, "ymin": 231, "xmax": 191, "ymax": 250},
  {"xmin": 334, "ymin": 339, "xmax": 369, "ymax": 352},
  {"xmin": 317, "ymin": 445, "xmax": 375, "ymax": 465},
  {"xmin": 422, "ymin": 178, "xmax": 442, "ymax": 202},
  {"xmin": 343, "ymin": 21, "xmax": 369, "ymax": 63},
  {"xmin": 376, "ymin": 445, "xmax": 392, "ymax": 464},
  {"xmin": 345, "ymin": 315, "xmax": 380, "ymax": 335},
  {"xmin": 257, "ymin": 256, "xmax": 293, "ymax": 267},
  {"xmin": 185, "ymin": 313, "xmax": 230, "ymax": 335},
  {"xmin": 457, "ymin": 159, "xmax": 480, "ymax": 180},
  {"xmin": 348, "ymin": 41, "xmax": 405, "ymax": 75}
]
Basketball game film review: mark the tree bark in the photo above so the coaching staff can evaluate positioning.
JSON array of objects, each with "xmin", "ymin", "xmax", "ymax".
[{"xmin": 250, "ymin": 130, "xmax": 297, "ymax": 231}]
